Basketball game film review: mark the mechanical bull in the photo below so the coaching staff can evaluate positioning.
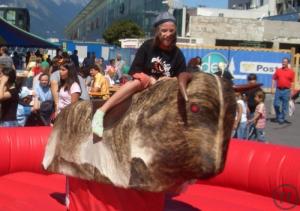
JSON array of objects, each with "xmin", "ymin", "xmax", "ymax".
[{"xmin": 42, "ymin": 72, "xmax": 237, "ymax": 192}]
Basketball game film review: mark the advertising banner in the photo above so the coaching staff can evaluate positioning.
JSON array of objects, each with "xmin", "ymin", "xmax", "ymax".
[{"xmin": 181, "ymin": 48, "xmax": 291, "ymax": 88}]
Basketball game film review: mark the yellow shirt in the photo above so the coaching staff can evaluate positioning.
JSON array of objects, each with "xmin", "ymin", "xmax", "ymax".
[{"xmin": 91, "ymin": 73, "xmax": 110, "ymax": 100}]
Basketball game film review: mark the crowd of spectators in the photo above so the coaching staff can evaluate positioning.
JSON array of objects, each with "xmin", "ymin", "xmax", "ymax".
[
  {"xmin": 0, "ymin": 46, "xmax": 128, "ymax": 127},
  {"xmin": 0, "ymin": 47, "xmax": 295, "ymax": 144},
  {"xmin": 186, "ymin": 56, "xmax": 295, "ymax": 143}
]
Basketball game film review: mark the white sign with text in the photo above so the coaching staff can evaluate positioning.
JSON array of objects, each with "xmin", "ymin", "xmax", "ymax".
[{"xmin": 240, "ymin": 62, "xmax": 281, "ymax": 74}]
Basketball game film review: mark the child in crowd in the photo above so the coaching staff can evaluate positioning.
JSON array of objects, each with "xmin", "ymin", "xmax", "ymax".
[
  {"xmin": 233, "ymin": 92, "xmax": 248, "ymax": 139},
  {"xmin": 248, "ymin": 90, "xmax": 266, "ymax": 142},
  {"xmin": 16, "ymin": 87, "xmax": 40, "ymax": 126}
]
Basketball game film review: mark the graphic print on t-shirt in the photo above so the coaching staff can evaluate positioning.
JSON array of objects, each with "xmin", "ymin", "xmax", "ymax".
[{"xmin": 151, "ymin": 56, "xmax": 171, "ymax": 77}]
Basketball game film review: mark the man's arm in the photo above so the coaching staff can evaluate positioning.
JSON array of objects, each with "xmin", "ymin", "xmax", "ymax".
[
  {"xmin": 271, "ymin": 79, "xmax": 276, "ymax": 95},
  {"xmin": 234, "ymin": 103, "xmax": 242, "ymax": 129},
  {"xmin": 271, "ymin": 70, "xmax": 277, "ymax": 94}
]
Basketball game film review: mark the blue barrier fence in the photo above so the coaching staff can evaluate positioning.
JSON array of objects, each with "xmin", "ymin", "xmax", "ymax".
[
  {"xmin": 60, "ymin": 40, "xmax": 291, "ymax": 88},
  {"xmin": 181, "ymin": 47, "xmax": 291, "ymax": 88}
]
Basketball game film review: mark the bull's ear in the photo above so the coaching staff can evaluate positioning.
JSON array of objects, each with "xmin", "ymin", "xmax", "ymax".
[{"xmin": 178, "ymin": 72, "xmax": 193, "ymax": 102}]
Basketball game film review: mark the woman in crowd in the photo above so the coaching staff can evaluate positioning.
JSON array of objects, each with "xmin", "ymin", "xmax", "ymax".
[
  {"xmin": 57, "ymin": 61, "xmax": 81, "ymax": 114},
  {"xmin": 105, "ymin": 59, "xmax": 117, "ymax": 85},
  {"xmin": 232, "ymin": 92, "xmax": 248, "ymax": 139},
  {"xmin": 0, "ymin": 66, "xmax": 19, "ymax": 126},
  {"xmin": 50, "ymin": 55, "xmax": 64, "ymax": 114},
  {"xmin": 92, "ymin": 12, "xmax": 186, "ymax": 137}
]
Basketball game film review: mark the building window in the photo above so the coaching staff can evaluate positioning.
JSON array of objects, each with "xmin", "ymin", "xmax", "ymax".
[
  {"xmin": 277, "ymin": 3, "xmax": 284, "ymax": 14},
  {"xmin": 96, "ymin": 17, "xmax": 99, "ymax": 28},
  {"xmin": 246, "ymin": 3, "xmax": 251, "ymax": 9},
  {"xmin": 91, "ymin": 21, "xmax": 94, "ymax": 31},
  {"xmin": 119, "ymin": 3, "xmax": 125, "ymax": 14},
  {"xmin": 6, "ymin": 10, "xmax": 16, "ymax": 25}
]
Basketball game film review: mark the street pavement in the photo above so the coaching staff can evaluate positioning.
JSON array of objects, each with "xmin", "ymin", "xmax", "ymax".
[{"xmin": 265, "ymin": 94, "xmax": 300, "ymax": 147}]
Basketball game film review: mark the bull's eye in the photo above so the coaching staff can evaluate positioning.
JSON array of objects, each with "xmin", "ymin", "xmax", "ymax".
[{"xmin": 190, "ymin": 104, "xmax": 200, "ymax": 113}]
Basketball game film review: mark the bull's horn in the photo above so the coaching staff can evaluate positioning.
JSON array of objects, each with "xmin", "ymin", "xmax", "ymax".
[
  {"xmin": 178, "ymin": 72, "xmax": 193, "ymax": 102},
  {"xmin": 233, "ymin": 83, "xmax": 263, "ymax": 93}
]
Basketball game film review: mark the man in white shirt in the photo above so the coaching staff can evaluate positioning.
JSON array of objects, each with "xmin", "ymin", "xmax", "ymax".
[{"xmin": 115, "ymin": 53, "xmax": 125, "ymax": 81}]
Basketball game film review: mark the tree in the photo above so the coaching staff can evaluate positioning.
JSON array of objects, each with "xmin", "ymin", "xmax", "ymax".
[{"xmin": 103, "ymin": 20, "xmax": 145, "ymax": 46}]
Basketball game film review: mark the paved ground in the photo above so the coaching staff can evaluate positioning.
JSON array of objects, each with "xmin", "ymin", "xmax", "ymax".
[{"xmin": 265, "ymin": 94, "xmax": 300, "ymax": 147}]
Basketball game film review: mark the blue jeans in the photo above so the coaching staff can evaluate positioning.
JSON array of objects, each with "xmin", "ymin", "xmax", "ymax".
[
  {"xmin": 255, "ymin": 128, "xmax": 266, "ymax": 142},
  {"xmin": 0, "ymin": 120, "xmax": 18, "ymax": 127},
  {"xmin": 247, "ymin": 112, "xmax": 256, "ymax": 140},
  {"xmin": 273, "ymin": 88, "xmax": 290, "ymax": 123},
  {"xmin": 236, "ymin": 122, "xmax": 247, "ymax": 139}
]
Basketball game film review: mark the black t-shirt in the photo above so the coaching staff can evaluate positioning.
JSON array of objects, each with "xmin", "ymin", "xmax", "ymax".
[
  {"xmin": 215, "ymin": 70, "xmax": 234, "ymax": 85},
  {"xmin": 70, "ymin": 54, "xmax": 79, "ymax": 67},
  {"xmin": 129, "ymin": 39, "xmax": 186, "ymax": 79},
  {"xmin": 0, "ymin": 87, "xmax": 18, "ymax": 121},
  {"xmin": 245, "ymin": 87, "xmax": 262, "ymax": 113}
]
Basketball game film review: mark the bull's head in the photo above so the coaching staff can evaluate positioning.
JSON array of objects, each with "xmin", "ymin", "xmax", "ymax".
[{"xmin": 43, "ymin": 72, "xmax": 236, "ymax": 192}]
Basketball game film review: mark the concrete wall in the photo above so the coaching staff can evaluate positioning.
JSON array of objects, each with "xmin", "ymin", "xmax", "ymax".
[
  {"xmin": 263, "ymin": 20, "xmax": 300, "ymax": 42},
  {"xmin": 189, "ymin": 16, "xmax": 300, "ymax": 48},
  {"xmin": 189, "ymin": 16, "xmax": 265, "ymax": 46},
  {"xmin": 196, "ymin": 6, "xmax": 269, "ymax": 19}
]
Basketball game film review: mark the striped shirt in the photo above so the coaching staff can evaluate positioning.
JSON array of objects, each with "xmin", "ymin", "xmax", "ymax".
[{"xmin": 255, "ymin": 103, "xmax": 266, "ymax": 129}]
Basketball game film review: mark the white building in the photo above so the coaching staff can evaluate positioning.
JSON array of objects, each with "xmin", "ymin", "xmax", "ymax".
[{"xmin": 180, "ymin": 0, "xmax": 300, "ymax": 52}]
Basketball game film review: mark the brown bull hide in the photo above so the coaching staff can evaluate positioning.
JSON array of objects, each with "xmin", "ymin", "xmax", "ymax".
[{"xmin": 42, "ymin": 72, "xmax": 236, "ymax": 192}]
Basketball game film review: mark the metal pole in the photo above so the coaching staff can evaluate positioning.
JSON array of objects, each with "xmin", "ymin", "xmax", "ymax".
[{"xmin": 181, "ymin": 7, "xmax": 186, "ymax": 37}]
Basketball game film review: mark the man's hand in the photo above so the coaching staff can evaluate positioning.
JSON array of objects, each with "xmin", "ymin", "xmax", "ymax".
[{"xmin": 270, "ymin": 89, "xmax": 275, "ymax": 95}]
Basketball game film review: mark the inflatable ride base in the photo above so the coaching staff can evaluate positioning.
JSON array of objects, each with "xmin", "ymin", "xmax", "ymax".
[{"xmin": 68, "ymin": 177, "xmax": 165, "ymax": 211}]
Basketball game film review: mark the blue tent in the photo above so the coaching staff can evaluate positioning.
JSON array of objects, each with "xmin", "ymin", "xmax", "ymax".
[{"xmin": 0, "ymin": 17, "xmax": 58, "ymax": 49}]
